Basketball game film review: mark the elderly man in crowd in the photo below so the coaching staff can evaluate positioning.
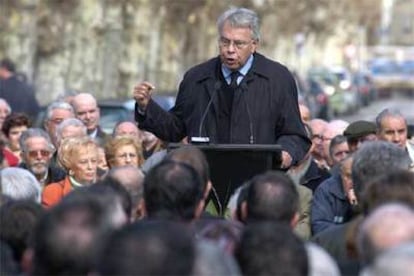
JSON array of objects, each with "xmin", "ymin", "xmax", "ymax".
[
  {"xmin": 43, "ymin": 101, "xmax": 75, "ymax": 147},
  {"xmin": 376, "ymin": 108, "xmax": 414, "ymax": 164},
  {"xmin": 0, "ymin": 167, "xmax": 41, "ymax": 202},
  {"xmin": 343, "ymin": 120, "xmax": 377, "ymax": 153},
  {"xmin": 19, "ymin": 128, "xmax": 66, "ymax": 188},
  {"xmin": 71, "ymin": 93, "xmax": 108, "ymax": 146}
]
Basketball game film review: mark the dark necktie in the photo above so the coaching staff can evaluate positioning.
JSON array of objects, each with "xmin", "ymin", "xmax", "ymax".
[{"xmin": 230, "ymin": 71, "xmax": 240, "ymax": 89}]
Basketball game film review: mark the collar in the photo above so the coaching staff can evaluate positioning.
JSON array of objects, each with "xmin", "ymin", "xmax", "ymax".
[
  {"xmin": 221, "ymin": 54, "xmax": 254, "ymax": 80},
  {"xmin": 69, "ymin": 176, "xmax": 85, "ymax": 188},
  {"xmin": 88, "ymin": 128, "xmax": 98, "ymax": 139}
]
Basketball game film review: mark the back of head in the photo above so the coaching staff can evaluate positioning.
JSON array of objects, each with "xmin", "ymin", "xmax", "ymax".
[
  {"xmin": 192, "ymin": 240, "xmax": 241, "ymax": 276},
  {"xmin": 0, "ymin": 58, "xmax": 16, "ymax": 73},
  {"xmin": 32, "ymin": 192, "xmax": 112, "ymax": 275},
  {"xmin": 96, "ymin": 220, "xmax": 195, "ymax": 275},
  {"xmin": 106, "ymin": 166, "xmax": 144, "ymax": 207},
  {"xmin": 361, "ymin": 242, "xmax": 414, "ymax": 276},
  {"xmin": 352, "ymin": 141, "xmax": 411, "ymax": 200},
  {"xmin": 236, "ymin": 222, "xmax": 308, "ymax": 276},
  {"xmin": 86, "ymin": 180, "xmax": 131, "ymax": 227},
  {"xmin": 357, "ymin": 203, "xmax": 414, "ymax": 265},
  {"xmin": 246, "ymin": 171, "xmax": 299, "ymax": 224},
  {"xmin": 362, "ymin": 170, "xmax": 414, "ymax": 215},
  {"xmin": 306, "ymin": 243, "xmax": 341, "ymax": 276},
  {"xmin": 165, "ymin": 145, "xmax": 210, "ymax": 189},
  {"xmin": 0, "ymin": 200, "xmax": 44, "ymax": 263},
  {"xmin": 144, "ymin": 160, "xmax": 204, "ymax": 221},
  {"xmin": 1, "ymin": 167, "xmax": 41, "ymax": 202}
]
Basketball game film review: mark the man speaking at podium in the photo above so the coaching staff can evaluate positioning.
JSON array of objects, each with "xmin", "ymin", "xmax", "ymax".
[{"xmin": 133, "ymin": 7, "xmax": 310, "ymax": 169}]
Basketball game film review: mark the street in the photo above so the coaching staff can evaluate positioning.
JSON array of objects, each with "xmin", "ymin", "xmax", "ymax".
[{"xmin": 337, "ymin": 94, "xmax": 414, "ymax": 125}]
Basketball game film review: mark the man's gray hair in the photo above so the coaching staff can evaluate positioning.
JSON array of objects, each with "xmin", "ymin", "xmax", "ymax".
[
  {"xmin": 217, "ymin": 7, "xmax": 260, "ymax": 41},
  {"xmin": 0, "ymin": 98, "xmax": 12, "ymax": 113},
  {"xmin": 45, "ymin": 101, "xmax": 74, "ymax": 120},
  {"xmin": 361, "ymin": 242, "xmax": 414, "ymax": 276},
  {"xmin": 357, "ymin": 203, "xmax": 414, "ymax": 265},
  {"xmin": 375, "ymin": 108, "xmax": 407, "ymax": 131},
  {"xmin": 55, "ymin": 118, "xmax": 87, "ymax": 143},
  {"xmin": 1, "ymin": 167, "xmax": 41, "ymax": 203},
  {"xmin": 19, "ymin": 128, "xmax": 55, "ymax": 153},
  {"xmin": 306, "ymin": 243, "xmax": 340, "ymax": 276},
  {"xmin": 352, "ymin": 141, "xmax": 411, "ymax": 200}
]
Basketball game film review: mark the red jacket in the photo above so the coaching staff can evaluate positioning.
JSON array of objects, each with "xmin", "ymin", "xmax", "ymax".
[{"xmin": 41, "ymin": 176, "xmax": 72, "ymax": 208}]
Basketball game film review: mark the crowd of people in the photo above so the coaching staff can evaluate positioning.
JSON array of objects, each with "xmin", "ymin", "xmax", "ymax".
[{"xmin": 1, "ymin": 6, "xmax": 414, "ymax": 276}]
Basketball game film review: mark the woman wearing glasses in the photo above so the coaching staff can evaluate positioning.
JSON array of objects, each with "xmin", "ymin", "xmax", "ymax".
[
  {"xmin": 41, "ymin": 136, "xmax": 98, "ymax": 207},
  {"xmin": 104, "ymin": 136, "xmax": 144, "ymax": 169}
]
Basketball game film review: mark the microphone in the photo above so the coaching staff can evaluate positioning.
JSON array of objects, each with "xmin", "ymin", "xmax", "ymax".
[
  {"xmin": 191, "ymin": 81, "xmax": 222, "ymax": 144},
  {"xmin": 241, "ymin": 82, "xmax": 254, "ymax": 144}
]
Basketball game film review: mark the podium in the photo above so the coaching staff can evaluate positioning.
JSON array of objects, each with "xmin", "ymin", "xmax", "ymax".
[{"xmin": 168, "ymin": 143, "xmax": 282, "ymax": 215}]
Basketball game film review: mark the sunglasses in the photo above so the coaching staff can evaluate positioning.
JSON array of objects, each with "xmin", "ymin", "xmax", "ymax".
[{"xmin": 27, "ymin": 150, "xmax": 51, "ymax": 158}]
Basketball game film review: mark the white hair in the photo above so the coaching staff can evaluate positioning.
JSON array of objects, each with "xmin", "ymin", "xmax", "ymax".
[
  {"xmin": 306, "ymin": 242, "xmax": 340, "ymax": 276},
  {"xmin": 1, "ymin": 167, "xmax": 41, "ymax": 202}
]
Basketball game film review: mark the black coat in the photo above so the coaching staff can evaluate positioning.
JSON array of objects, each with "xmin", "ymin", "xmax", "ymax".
[
  {"xmin": 19, "ymin": 163, "xmax": 66, "ymax": 185},
  {"xmin": 0, "ymin": 75, "xmax": 40, "ymax": 118},
  {"xmin": 136, "ymin": 53, "xmax": 311, "ymax": 164}
]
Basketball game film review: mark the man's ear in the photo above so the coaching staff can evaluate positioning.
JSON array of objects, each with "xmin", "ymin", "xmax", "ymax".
[
  {"xmin": 290, "ymin": 212, "xmax": 300, "ymax": 229},
  {"xmin": 204, "ymin": 181, "xmax": 212, "ymax": 199},
  {"xmin": 194, "ymin": 198, "xmax": 206, "ymax": 220},
  {"xmin": 240, "ymin": 201, "xmax": 248, "ymax": 222},
  {"xmin": 21, "ymin": 248, "xmax": 34, "ymax": 275}
]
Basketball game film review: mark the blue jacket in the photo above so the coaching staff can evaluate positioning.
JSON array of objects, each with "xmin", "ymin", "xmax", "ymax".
[{"xmin": 311, "ymin": 169, "xmax": 353, "ymax": 235}]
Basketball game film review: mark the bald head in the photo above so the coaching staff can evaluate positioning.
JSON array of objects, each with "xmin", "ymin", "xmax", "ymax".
[
  {"xmin": 322, "ymin": 120, "xmax": 350, "ymax": 166},
  {"xmin": 309, "ymin": 119, "xmax": 328, "ymax": 159},
  {"xmin": 72, "ymin": 93, "xmax": 100, "ymax": 132},
  {"xmin": 107, "ymin": 166, "xmax": 145, "ymax": 203},
  {"xmin": 358, "ymin": 203, "xmax": 414, "ymax": 264},
  {"xmin": 113, "ymin": 121, "xmax": 142, "ymax": 142}
]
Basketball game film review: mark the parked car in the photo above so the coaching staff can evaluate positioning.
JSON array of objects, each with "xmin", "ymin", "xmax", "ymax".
[
  {"xmin": 329, "ymin": 66, "xmax": 361, "ymax": 114},
  {"xmin": 352, "ymin": 72, "xmax": 377, "ymax": 106},
  {"xmin": 293, "ymin": 72, "xmax": 330, "ymax": 120},
  {"xmin": 306, "ymin": 79, "xmax": 331, "ymax": 120},
  {"xmin": 99, "ymin": 94, "xmax": 176, "ymax": 134},
  {"xmin": 308, "ymin": 68, "xmax": 349, "ymax": 117}
]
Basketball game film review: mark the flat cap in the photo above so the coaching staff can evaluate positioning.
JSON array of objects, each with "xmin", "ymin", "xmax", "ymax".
[{"xmin": 343, "ymin": 120, "xmax": 376, "ymax": 139}]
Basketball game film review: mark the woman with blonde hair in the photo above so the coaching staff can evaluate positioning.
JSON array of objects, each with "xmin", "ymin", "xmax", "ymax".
[
  {"xmin": 41, "ymin": 136, "xmax": 98, "ymax": 207},
  {"xmin": 105, "ymin": 136, "xmax": 144, "ymax": 168}
]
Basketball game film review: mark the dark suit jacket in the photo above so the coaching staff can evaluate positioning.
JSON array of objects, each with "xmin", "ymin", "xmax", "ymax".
[
  {"xmin": 136, "ymin": 53, "xmax": 310, "ymax": 165},
  {"xmin": 19, "ymin": 163, "xmax": 66, "ymax": 185}
]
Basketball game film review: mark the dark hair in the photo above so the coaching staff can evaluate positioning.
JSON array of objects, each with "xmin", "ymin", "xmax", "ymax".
[
  {"xmin": 165, "ymin": 145, "xmax": 210, "ymax": 187},
  {"xmin": 0, "ymin": 200, "xmax": 44, "ymax": 262},
  {"xmin": 96, "ymin": 220, "xmax": 195, "ymax": 275},
  {"xmin": 245, "ymin": 171, "xmax": 299, "ymax": 224},
  {"xmin": 0, "ymin": 241, "xmax": 20, "ymax": 275},
  {"xmin": 0, "ymin": 58, "xmax": 16, "ymax": 73},
  {"xmin": 90, "ymin": 178, "xmax": 132, "ymax": 220},
  {"xmin": 32, "ymin": 193, "xmax": 112, "ymax": 275},
  {"xmin": 329, "ymin": 134, "xmax": 348, "ymax": 159},
  {"xmin": 236, "ymin": 222, "xmax": 308, "ymax": 276},
  {"xmin": 362, "ymin": 170, "xmax": 414, "ymax": 215},
  {"xmin": 2, "ymin": 113, "xmax": 31, "ymax": 137},
  {"xmin": 144, "ymin": 160, "xmax": 205, "ymax": 221}
]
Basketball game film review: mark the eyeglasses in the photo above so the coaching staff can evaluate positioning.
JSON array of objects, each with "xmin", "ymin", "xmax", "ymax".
[
  {"xmin": 219, "ymin": 37, "xmax": 252, "ymax": 49},
  {"xmin": 116, "ymin": 153, "xmax": 137, "ymax": 159},
  {"xmin": 27, "ymin": 150, "xmax": 51, "ymax": 158},
  {"xmin": 312, "ymin": 134, "xmax": 323, "ymax": 141}
]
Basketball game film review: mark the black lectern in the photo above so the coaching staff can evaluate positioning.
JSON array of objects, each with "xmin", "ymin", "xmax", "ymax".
[{"xmin": 168, "ymin": 143, "xmax": 282, "ymax": 215}]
